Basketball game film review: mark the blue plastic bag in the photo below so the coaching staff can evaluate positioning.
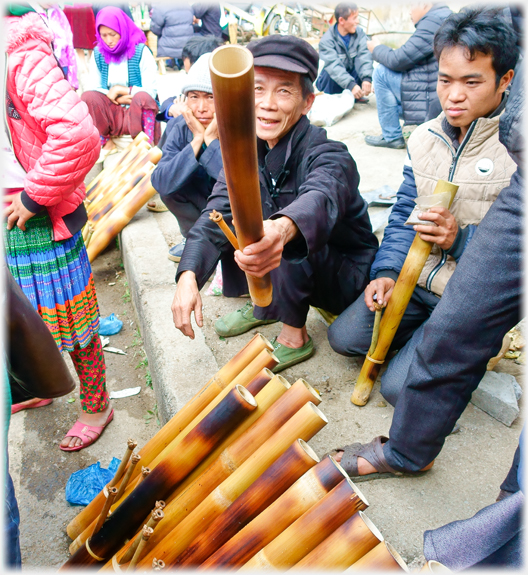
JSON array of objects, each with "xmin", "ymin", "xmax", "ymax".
[
  {"xmin": 99, "ymin": 313, "xmax": 123, "ymax": 336},
  {"xmin": 65, "ymin": 457, "xmax": 120, "ymax": 506}
]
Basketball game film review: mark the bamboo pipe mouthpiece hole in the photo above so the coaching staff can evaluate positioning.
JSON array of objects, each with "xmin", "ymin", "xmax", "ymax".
[
  {"xmin": 257, "ymin": 333, "xmax": 275, "ymax": 352},
  {"xmin": 328, "ymin": 456, "xmax": 352, "ymax": 481},
  {"xmin": 155, "ymin": 500, "xmax": 166, "ymax": 510},
  {"xmin": 297, "ymin": 439, "xmax": 320, "ymax": 463},
  {"xmin": 210, "ymin": 45, "xmax": 253, "ymax": 77},
  {"xmin": 308, "ymin": 402, "xmax": 328, "ymax": 424},
  {"xmin": 358, "ymin": 511, "xmax": 383, "ymax": 542},
  {"xmin": 386, "ymin": 541, "xmax": 410, "ymax": 572},
  {"xmin": 298, "ymin": 378, "xmax": 321, "ymax": 401},
  {"xmin": 426, "ymin": 560, "xmax": 451, "ymax": 573},
  {"xmin": 263, "ymin": 367, "xmax": 275, "ymax": 379},
  {"xmin": 347, "ymin": 479, "xmax": 369, "ymax": 508},
  {"xmin": 235, "ymin": 384, "xmax": 257, "ymax": 408},
  {"xmin": 276, "ymin": 374, "xmax": 291, "ymax": 389}
]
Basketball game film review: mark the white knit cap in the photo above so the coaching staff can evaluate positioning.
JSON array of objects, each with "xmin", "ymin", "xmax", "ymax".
[{"xmin": 182, "ymin": 53, "xmax": 213, "ymax": 95}]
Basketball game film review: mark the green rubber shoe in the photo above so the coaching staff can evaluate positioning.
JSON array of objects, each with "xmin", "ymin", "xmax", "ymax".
[
  {"xmin": 271, "ymin": 336, "xmax": 315, "ymax": 373},
  {"xmin": 214, "ymin": 301, "xmax": 278, "ymax": 337}
]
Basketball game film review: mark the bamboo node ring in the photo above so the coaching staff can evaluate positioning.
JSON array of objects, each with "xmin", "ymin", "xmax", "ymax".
[
  {"xmin": 365, "ymin": 354, "xmax": 385, "ymax": 365},
  {"xmin": 111, "ymin": 554, "xmax": 123, "ymax": 572},
  {"xmin": 85, "ymin": 537, "xmax": 105, "ymax": 562}
]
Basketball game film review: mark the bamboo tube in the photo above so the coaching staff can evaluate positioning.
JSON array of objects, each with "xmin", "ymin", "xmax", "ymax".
[
  {"xmin": 85, "ymin": 133, "xmax": 149, "ymax": 200},
  {"xmin": 209, "ymin": 45, "xmax": 272, "ymax": 307},
  {"xmin": 292, "ymin": 511, "xmax": 382, "ymax": 570},
  {"xmin": 136, "ymin": 402, "xmax": 328, "ymax": 569},
  {"xmin": 346, "ymin": 541, "xmax": 409, "ymax": 571},
  {"xmin": 101, "ymin": 374, "xmax": 291, "ymax": 571},
  {"xmin": 209, "ymin": 209, "xmax": 240, "ymax": 251},
  {"xmin": 67, "ymin": 333, "xmax": 271, "ymax": 541},
  {"xmin": 61, "ymin": 385, "xmax": 258, "ymax": 568},
  {"xmin": 421, "ymin": 560, "xmax": 451, "ymax": 573},
  {"xmin": 114, "ymin": 454, "xmax": 141, "ymax": 501},
  {"xmin": 89, "ymin": 487, "xmax": 118, "ymax": 538},
  {"xmin": 126, "ymin": 525, "xmax": 153, "ymax": 571},
  {"xmin": 351, "ymin": 179, "xmax": 459, "ymax": 406},
  {"xmin": 138, "ymin": 467, "xmax": 150, "ymax": 485},
  {"xmin": 110, "ymin": 440, "xmax": 137, "ymax": 487},
  {"xmin": 152, "ymin": 558, "xmax": 165, "ymax": 571},
  {"xmin": 175, "ymin": 439, "xmax": 319, "ymax": 566},
  {"xmin": 120, "ymin": 508, "xmax": 164, "ymax": 565},
  {"xmin": 240, "ymin": 478, "xmax": 368, "ymax": 570},
  {"xmin": 112, "ymin": 348, "xmax": 278, "ymax": 504},
  {"xmin": 201, "ymin": 455, "xmax": 347, "ymax": 569}
]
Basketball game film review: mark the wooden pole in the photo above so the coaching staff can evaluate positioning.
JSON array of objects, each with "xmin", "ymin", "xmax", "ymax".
[
  {"xmin": 135, "ymin": 402, "xmax": 328, "ymax": 569},
  {"xmin": 66, "ymin": 334, "xmax": 271, "ymax": 540},
  {"xmin": 209, "ymin": 45, "xmax": 273, "ymax": 307},
  {"xmin": 292, "ymin": 511, "xmax": 382, "ymax": 570},
  {"xmin": 240, "ymin": 478, "xmax": 368, "ymax": 570},
  {"xmin": 61, "ymin": 385, "xmax": 258, "ymax": 567},
  {"xmin": 174, "ymin": 439, "xmax": 319, "ymax": 566},
  {"xmin": 201, "ymin": 455, "xmax": 347, "ymax": 569},
  {"xmin": 346, "ymin": 540, "xmax": 409, "ymax": 571},
  {"xmin": 351, "ymin": 179, "xmax": 459, "ymax": 406},
  {"xmin": 100, "ymin": 374, "xmax": 292, "ymax": 571}
]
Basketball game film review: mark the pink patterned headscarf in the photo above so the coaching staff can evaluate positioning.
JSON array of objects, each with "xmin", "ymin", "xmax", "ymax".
[{"xmin": 95, "ymin": 6, "xmax": 146, "ymax": 64}]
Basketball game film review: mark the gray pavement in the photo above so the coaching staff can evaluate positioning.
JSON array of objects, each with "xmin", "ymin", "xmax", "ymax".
[{"xmin": 116, "ymin": 98, "xmax": 523, "ymax": 566}]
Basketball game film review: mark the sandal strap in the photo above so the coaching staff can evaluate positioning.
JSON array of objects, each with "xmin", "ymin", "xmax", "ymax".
[{"xmin": 357, "ymin": 436, "xmax": 400, "ymax": 475}]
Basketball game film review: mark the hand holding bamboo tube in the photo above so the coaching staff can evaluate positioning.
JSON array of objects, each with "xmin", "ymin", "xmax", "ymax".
[
  {"xmin": 67, "ymin": 334, "xmax": 272, "ymax": 541},
  {"xmin": 351, "ymin": 179, "xmax": 459, "ymax": 406},
  {"xmin": 209, "ymin": 45, "xmax": 273, "ymax": 307}
]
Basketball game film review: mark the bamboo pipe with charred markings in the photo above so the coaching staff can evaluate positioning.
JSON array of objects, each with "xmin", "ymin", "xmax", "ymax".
[
  {"xmin": 100, "ymin": 373, "xmax": 291, "ymax": 571},
  {"xmin": 174, "ymin": 439, "xmax": 319, "ymax": 566},
  {"xmin": 119, "ymin": 508, "xmax": 164, "ymax": 565},
  {"xmin": 200, "ymin": 455, "xmax": 348, "ymax": 569},
  {"xmin": 209, "ymin": 45, "xmax": 272, "ymax": 307},
  {"xmin": 240, "ymin": 477, "xmax": 369, "ymax": 570},
  {"xmin": 60, "ymin": 385, "xmax": 258, "ymax": 568},
  {"xmin": 351, "ymin": 179, "xmax": 459, "ymax": 406},
  {"xmin": 136, "ymin": 401, "xmax": 328, "ymax": 569},
  {"xmin": 66, "ymin": 333, "xmax": 271, "ymax": 541},
  {"xmin": 346, "ymin": 541, "xmax": 409, "ymax": 571},
  {"xmin": 292, "ymin": 510, "xmax": 383, "ymax": 570}
]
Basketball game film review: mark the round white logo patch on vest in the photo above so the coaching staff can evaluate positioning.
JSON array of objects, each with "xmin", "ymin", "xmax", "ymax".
[{"xmin": 475, "ymin": 158, "xmax": 494, "ymax": 176}]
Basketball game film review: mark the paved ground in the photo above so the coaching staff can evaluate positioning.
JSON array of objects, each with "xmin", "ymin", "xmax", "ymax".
[{"xmin": 9, "ymin": 69, "xmax": 523, "ymax": 570}]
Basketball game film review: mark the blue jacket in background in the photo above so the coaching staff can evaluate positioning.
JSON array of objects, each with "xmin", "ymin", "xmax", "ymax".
[
  {"xmin": 371, "ymin": 4, "xmax": 453, "ymax": 125},
  {"xmin": 193, "ymin": 2, "xmax": 223, "ymax": 37},
  {"xmin": 150, "ymin": 4, "xmax": 194, "ymax": 59}
]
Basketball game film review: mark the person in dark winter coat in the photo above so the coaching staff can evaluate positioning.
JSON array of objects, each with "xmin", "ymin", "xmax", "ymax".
[
  {"xmin": 150, "ymin": 2, "xmax": 194, "ymax": 64},
  {"xmin": 171, "ymin": 35, "xmax": 378, "ymax": 373},
  {"xmin": 192, "ymin": 2, "xmax": 223, "ymax": 38},
  {"xmin": 365, "ymin": 3, "xmax": 452, "ymax": 149},
  {"xmin": 316, "ymin": 2, "xmax": 373, "ymax": 101}
]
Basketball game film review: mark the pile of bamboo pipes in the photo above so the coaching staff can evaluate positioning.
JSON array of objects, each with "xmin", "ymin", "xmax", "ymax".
[
  {"xmin": 82, "ymin": 132, "xmax": 163, "ymax": 263},
  {"xmin": 62, "ymin": 334, "xmax": 411, "ymax": 572}
]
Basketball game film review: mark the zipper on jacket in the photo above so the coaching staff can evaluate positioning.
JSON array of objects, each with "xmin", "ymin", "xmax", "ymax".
[{"xmin": 424, "ymin": 120, "xmax": 477, "ymax": 291}]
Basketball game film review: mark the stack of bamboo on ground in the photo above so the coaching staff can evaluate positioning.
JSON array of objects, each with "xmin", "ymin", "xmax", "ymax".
[
  {"xmin": 82, "ymin": 132, "xmax": 163, "ymax": 263},
  {"xmin": 61, "ymin": 334, "xmax": 410, "ymax": 572}
]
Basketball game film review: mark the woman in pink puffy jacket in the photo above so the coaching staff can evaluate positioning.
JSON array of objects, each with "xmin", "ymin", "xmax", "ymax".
[{"xmin": 3, "ymin": 7, "xmax": 114, "ymax": 452}]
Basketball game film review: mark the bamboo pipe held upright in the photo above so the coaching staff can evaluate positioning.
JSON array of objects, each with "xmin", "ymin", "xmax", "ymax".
[
  {"xmin": 101, "ymin": 373, "xmax": 291, "ymax": 571},
  {"xmin": 61, "ymin": 385, "xmax": 258, "ymax": 568},
  {"xmin": 351, "ymin": 179, "xmax": 459, "ymax": 406},
  {"xmin": 66, "ymin": 333, "xmax": 271, "ymax": 540},
  {"xmin": 209, "ymin": 45, "xmax": 273, "ymax": 307},
  {"xmin": 174, "ymin": 439, "xmax": 320, "ymax": 566},
  {"xmin": 136, "ymin": 401, "xmax": 328, "ymax": 569},
  {"xmin": 240, "ymin": 477, "xmax": 369, "ymax": 570},
  {"xmin": 201, "ymin": 455, "xmax": 348, "ymax": 569}
]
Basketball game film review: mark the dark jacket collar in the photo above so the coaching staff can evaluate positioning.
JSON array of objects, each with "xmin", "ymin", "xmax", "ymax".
[{"xmin": 257, "ymin": 115, "xmax": 311, "ymax": 180}]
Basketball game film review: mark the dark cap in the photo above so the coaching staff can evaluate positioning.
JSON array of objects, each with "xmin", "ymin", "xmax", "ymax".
[{"xmin": 246, "ymin": 35, "xmax": 319, "ymax": 82}]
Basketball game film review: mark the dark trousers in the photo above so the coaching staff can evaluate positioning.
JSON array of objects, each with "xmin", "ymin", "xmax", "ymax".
[
  {"xmin": 328, "ymin": 285, "xmax": 439, "ymax": 406},
  {"xmin": 383, "ymin": 169, "xmax": 522, "ymax": 473},
  {"xmin": 81, "ymin": 90, "xmax": 161, "ymax": 145},
  {"xmin": 5, "ymin": 453, "xmax": 21, "ymax": 569},
  {"xmin": 315, "ymin": 68, "xmax": 360, "ymax": 95},
  {"xmin": 253, "ymin": 244, "xmax": 374, "ymax": 328}
]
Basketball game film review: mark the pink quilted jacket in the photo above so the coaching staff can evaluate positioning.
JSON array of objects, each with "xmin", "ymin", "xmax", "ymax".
[{"xmin": 5, "ymin": 13, "xmax": 100, "ymax": 241}]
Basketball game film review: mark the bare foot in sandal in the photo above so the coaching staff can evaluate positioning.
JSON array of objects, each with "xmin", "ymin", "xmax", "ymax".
[{"xmin": 60, "ymin": 403, "xmax": 113, "ymax": 450}]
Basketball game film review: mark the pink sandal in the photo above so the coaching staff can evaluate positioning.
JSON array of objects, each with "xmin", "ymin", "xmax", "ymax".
[
  {"xmin": 11, "ymin": 398, "xmax": 53, "ymax": 414},
  {"xmin": 60, "ymin": 409, "xmax": 114, "ymax": 452}
]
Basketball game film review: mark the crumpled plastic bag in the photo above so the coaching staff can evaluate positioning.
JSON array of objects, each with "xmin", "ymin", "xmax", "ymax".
[
  {"xmin": 65, "ymin": 457, "xmax": 120, "ymax": 506},
  {"xmin": 308, "ymin": 89, "xmax": 355, "ymax": 127},
  {"xmin": 206, "ymin": 262, "xmax": 223, "ymax": 296},
  {"xmin": 99, "ymin": 313, "xmax": 123, "ymax": 336}
]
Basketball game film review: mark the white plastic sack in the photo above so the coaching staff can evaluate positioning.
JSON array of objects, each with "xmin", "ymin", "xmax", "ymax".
[{"xmin": 308, "ymin": 89, "xmax": 355, "ymax": 127}]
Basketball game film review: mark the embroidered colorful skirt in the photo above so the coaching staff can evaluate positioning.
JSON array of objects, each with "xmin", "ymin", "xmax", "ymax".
[{"xmin": 4, "ymin": 212, "xmax": 100, "ymax": 353}]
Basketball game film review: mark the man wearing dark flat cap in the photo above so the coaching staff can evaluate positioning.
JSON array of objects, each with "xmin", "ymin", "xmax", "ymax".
[{"xmin": 171, "ymin": 35, "xmax": 378, "ymax": 371}]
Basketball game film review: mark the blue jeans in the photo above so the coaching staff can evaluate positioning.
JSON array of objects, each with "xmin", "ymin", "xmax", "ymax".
[
  {"xmin": 384, "ymin": 169, "xmax": 522, "ymax": 472},
  {"xmin": 5, "ymin": 458, "xmax": 21, "ymax": 568},
  {"xmin": 315, "ymin": 68, "xmax": 361, "ymax": 95},
  {"xmin": 373, "ymin": 64, "xmax": 403, "ymax": 141}
]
